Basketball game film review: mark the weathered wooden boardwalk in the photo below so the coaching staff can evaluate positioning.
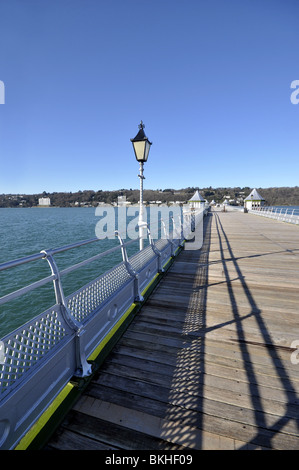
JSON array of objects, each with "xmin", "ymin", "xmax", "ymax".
[{"xmin": 45, "ymin": 210, "xmax": 299, "ymax": 450}]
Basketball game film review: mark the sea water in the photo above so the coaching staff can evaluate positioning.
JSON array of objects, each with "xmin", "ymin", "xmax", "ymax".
[
  {"xmin": 1, "ymin": 204, "xmax": 297, "ymax": 338},
  {"xmin": 0, "ymin": 207, "xmax": 142, "ymax": 338},
  {"xmin": 265, "ymin": 205, "xmax": 299, "ymax": 215}
]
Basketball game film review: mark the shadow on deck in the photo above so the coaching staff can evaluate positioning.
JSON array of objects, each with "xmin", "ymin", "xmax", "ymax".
[{"xmin": 45, "ymin": 212, "xmax": 299, "ymax": 450}]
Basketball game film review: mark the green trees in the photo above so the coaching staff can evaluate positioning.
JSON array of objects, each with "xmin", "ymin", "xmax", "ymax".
[{"xmin": 1, "ymin": 186, "xmax": 299, "ymax": 208}]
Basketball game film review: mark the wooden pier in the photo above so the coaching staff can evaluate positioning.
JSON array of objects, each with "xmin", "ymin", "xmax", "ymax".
[{"xmin": 45, "ymin": 210, "xmax": 299, "ymax": 450}]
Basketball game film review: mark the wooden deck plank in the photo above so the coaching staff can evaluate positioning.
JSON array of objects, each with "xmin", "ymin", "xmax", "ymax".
[
  {"xmin": 71, "ymin": 395, "xmax": 257, "ymax": 450},
  {"xmin": 45, "ymin": 410, "xmax": 186, "ymax": 451},
  {"xmin": 45, "ymin": 210, "xmax": 299, "ymax": 450},
  {"xmin": 90, "ymin": 369, "xmax": 299, "ymax": 429},
  {"xmin": 99, "ymin": 354, "xmax": 299, "ymax": 403}
]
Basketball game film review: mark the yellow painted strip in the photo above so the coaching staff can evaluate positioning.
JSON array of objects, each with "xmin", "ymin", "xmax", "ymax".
[
  {"xmin": 15, "ymin": 382, "xmax": 75, "ymax": 450},
  {"xmin": 89, "ymin": 272, "xmax": 162, "ymax": 362},
  {"xmin": 163, "ymin": 256, "xmax": 172, "ymax": 268},
  {"xmin": 141, "ymin": 273, "xmax": 160, "ymax": 297},
  {"xmin": 14, "ymin": 249, "xmax": 182, "ymax": 450},
  {"xmin": 88, "ymin": 302, "xmax": 137, "ymax": 361},
  {"xmin": 89, "ymin": 271, "xmax": 165, "ymax": 362}
]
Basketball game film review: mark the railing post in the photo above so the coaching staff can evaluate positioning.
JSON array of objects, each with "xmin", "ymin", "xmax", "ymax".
[
  {"xmin": 171, "ymin": 215, "xmax": 184, "ymax": 251},
  {"xmin": 173, "ymin": 214, "xmax": 185, "ymax": 247},
  {"xmin": 179, "ymin": 215, "xmax": 185, "ymax": 247},
  {"xmin": 115, "ymin": 231, "xmax": 144, "ymax": 302},
  {"xmin": 182, "ymin": 208, "xmax": 192, "ymax": 240},
  {"xmin": 147, "ymin": 226, "xmax": 164, "ymax": 273},
  {"xmin": 161, "ymin": 219, "xmax": 175, "ymax": 257},
  {"xmin": 171, "ymin": 215, "xmax": 181, "ymax": 240},
  {"xmin": 40, "ymin": 250, "xmax": 79, "ymax": 330},
  {"xmin": 40, "ymin": 249, "xmax": 92, "ymax": 377}
]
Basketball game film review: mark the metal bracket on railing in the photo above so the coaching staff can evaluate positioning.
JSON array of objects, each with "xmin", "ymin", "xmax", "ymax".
[
  {"xmin": 40, "ymin": 249, "xmax": 92, "ymax": 377},
  {"xmin": 161, "ymin": 219, "xmax": 175, "ymax": 257},
  {"xmin": 147, "ymin": 226, "xmax": 164, "ymax": 273},
  {"xmin": 177, "ymin": 214, "xmax": 185, "ymax": 247},
  {"xmin": 172, "ymin": 215, "xmax": 185, "ymax": 248},
  {"xmin": 74, "ymin": 329, "xmax": 93, "ymax": 377},
  {"xmin": 40, "ymin": 250, "xmax": 80, "ymax": 330},
  {"xmin": 115, "ymin": 231, "xmax": 144, "ymax": 302}
]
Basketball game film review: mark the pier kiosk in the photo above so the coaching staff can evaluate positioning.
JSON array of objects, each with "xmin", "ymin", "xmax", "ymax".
[
  {"xmin": 188, "ymin": 190, "xmax": 205, "ymax": 209},
  {"xmin": 244, "ymin": 188, "xmax": 265, "ymax": 211}
]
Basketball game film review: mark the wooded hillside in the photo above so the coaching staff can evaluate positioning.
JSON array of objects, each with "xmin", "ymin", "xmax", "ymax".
[{"xmin": 0, "ymin": 186, "xmax": 298, "ymax": 207}]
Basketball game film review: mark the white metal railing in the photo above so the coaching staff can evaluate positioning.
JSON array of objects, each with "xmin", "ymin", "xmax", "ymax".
[
  {"xmin": 249, "ymin": 206, "xmax": 299, "ymax": 225},
  {"xmin": 0, "ymin": 207, "xmax": 205, "ymax": 449}
]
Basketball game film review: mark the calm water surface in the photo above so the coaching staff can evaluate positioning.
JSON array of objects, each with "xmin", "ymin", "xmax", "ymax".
[
  {"xmin": 1, "ymin": 205, "xmax": 297, "ymax": 338},
  {"xmin": 0, "ymin": 207, "xmax": 141, "ymax": 338},
  {"xmin": 265, "ymin": 205, "xmax": 299, "ymax": 215}
]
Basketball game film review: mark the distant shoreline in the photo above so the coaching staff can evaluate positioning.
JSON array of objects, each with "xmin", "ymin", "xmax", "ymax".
[{"xmin": 1, "ymin": 186, "xmax": 299, "ymax": 208}]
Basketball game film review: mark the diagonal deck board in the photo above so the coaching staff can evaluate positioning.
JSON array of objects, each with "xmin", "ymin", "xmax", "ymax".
[{"xmin": 45, "ymin": 210, "xmax": 299, "ymax": 450}]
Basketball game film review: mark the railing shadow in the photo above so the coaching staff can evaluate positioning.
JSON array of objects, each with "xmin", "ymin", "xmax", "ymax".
[
  {"xmin": 49, "ymin": 210, "xmax": 299, "ymax": 450},
  {"xmin": 213, "ymin": 212, "xmax": 299, "ymax": 449},
  {"xmin": 158, "ymin": 211, "xmax": 299, "ymax": 449},
  {"xmin": 158, "ymin": 213, "xmax": 213, "ymax": 449}
]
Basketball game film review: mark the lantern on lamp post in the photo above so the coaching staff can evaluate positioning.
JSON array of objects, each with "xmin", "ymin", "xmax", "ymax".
[{"xmin": 131, "ymin": 121, "xmax": 152, "ymax": 250}]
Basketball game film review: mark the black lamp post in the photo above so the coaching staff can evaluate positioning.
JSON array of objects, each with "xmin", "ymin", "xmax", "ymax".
[{"xmin": 131, "ymin": 121, "xmax": 152, "ymax": 250}]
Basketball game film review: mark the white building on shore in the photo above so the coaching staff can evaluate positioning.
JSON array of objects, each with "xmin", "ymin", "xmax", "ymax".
[{"xmin": 38, "ymin": 197, "xmax": 51, "ymax": 207}]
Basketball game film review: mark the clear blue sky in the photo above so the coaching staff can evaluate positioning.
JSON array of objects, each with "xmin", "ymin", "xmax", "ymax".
[{"xmin": 0, "ymin": 0, "xmax": 299, "ymax": 194}]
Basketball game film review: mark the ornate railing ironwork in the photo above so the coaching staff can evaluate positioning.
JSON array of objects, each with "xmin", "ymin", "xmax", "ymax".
[{"xmin": 0, "ymin": 207, "xmax": 206, "ymax": 449}]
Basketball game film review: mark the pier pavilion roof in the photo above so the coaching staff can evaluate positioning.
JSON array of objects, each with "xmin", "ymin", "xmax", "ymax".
[
  {"xmin": 188, "ymin": 190, "xmax": 205, "ymax": 202},
  {"xmin": 244, "ymin": 188, "xmax": 265, "ymax": 201}
]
